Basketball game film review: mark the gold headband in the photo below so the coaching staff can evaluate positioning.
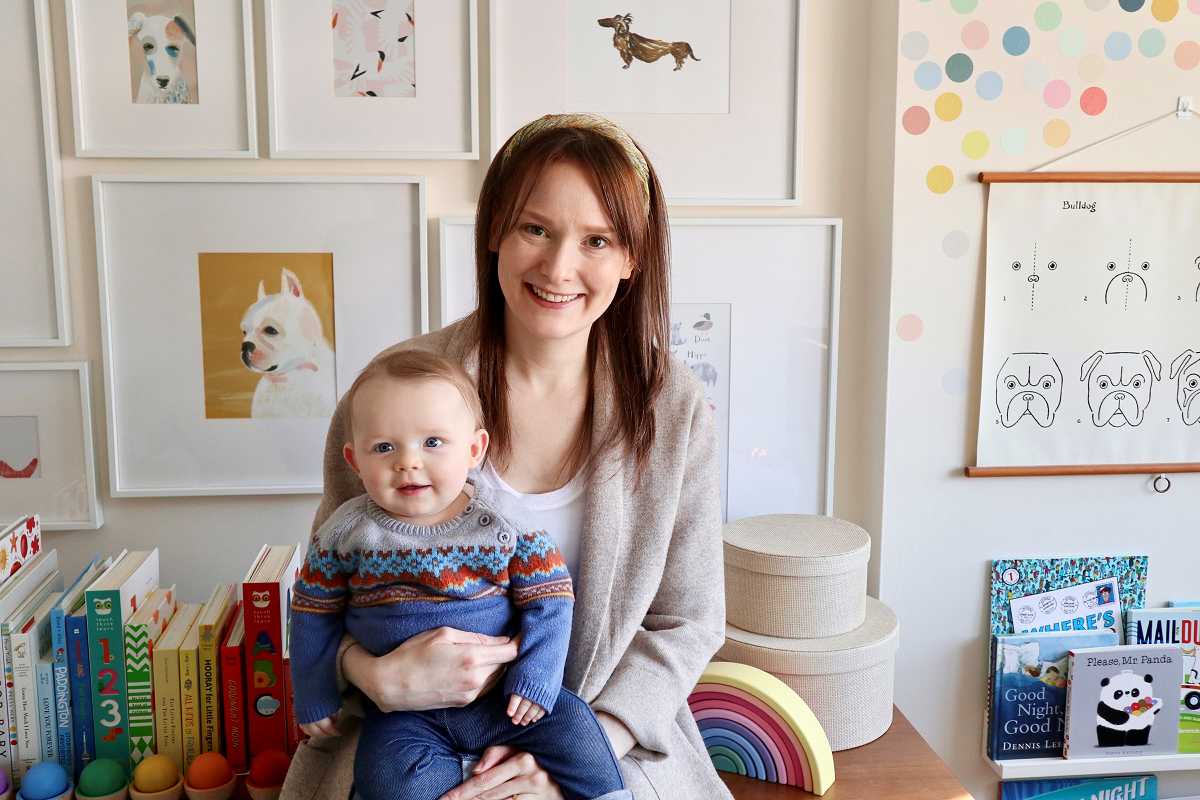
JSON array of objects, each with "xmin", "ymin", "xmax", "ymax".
[{"xmin": 499, "ymin": 113, "xmax": 651, "ymax": 212}]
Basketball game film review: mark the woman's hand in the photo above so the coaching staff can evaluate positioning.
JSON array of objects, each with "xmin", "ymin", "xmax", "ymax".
[
  {"xmin": 343, "ymin": 627, "xmax": 520, "ymax": 713},
  {"xmin": 298, "ymin": 715, "xmax": 340, "ymax": 739},
  {"xmin": 437, "ymin": 746, "xmax": 564, "ymax": 800}
]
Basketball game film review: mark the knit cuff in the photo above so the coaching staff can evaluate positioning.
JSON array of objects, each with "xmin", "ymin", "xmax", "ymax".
[
  {"xmin": 505, "ymin": 676, "xmax": 560, "ymax": 715},
  {"xmin": 295, "ymin": 697, "xmax": 344, "ymax": 727}
]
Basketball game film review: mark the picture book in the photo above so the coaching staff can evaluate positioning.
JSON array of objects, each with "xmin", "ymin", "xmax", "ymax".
[
  {"xmin": 67, "ymin": 605, "xmax": 94, "ymax": 778},
  {"xmin": 221, "ymin": 604, "xmax": 247, "ymax": 772},
  {"xmin": 125, "ymin": 586, "xmax": 177, "ymax": 768},
  {"xmin": 86, "ymin": 549, "xmax": 159, "ymax": 776},
  {"xmin": 152, "ymin": 603, "xmax": 201, "ymax": 774},
  {"xmin": 990, "ymin": 631, "xmax": 1118, "ymax": 760},
  {"xmin": 1124, "ymin": 608, "xmax": 1200, "ymax": 753},
  {"xmin": 991, "ymin": 556, "xmax": 1147, "ymax": 636},
  {"xmin": 49, "ymin": 557, "xmax": 105, "ymax": 772},
  {"xmin": 1008, "ymin": 579, "xmax": 1122, "ymax": 638},
  {"xmin": 11, "ymin": 587, "xmax": 60, "ymax": 780},
  {"xmin": 35, "ymin": 647, "xmax": 55, "ymax": 767},
  {"xmin": 0, "ymin": 549, "xmax": 56, "ymax": 785},
  {"xmin": 1170, "ymin": 600, "xmax": 1200, "ymax": 607},
  {"xmin": 1065, "ymin": 644, "xmax": 1182, "ymax": 758},
  {"xmin": 180, "ymin": 605, "xmax": 205, "ymax": 770},
  {"xmin": 242, "ymin": 544, "xmax": 301, "ymax": 757},
  {"xmin": 0, "ymin": 516, "xmax": 42, "ymax": 579},
  {"xmin": 196, "ymin": 584, "xmax": 235, "ymax": 755},
  {"xmin": 1000, "ymin": 775, "xmax": 1156, "ymax": 800}
]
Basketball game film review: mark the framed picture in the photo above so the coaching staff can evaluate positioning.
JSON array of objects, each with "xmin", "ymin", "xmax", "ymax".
[
  {"xmin": 0, "ymin": 363, "xmax": 102, "ymax": 530},
  {"xmin": 64, "ymin": 0, "xmax": 256, "ymax": 157},
  {"xmin": 2, "ymin": 0, "xmax": 71, "ymax": 346},
  {"xmin": 94, "ymin": 175, "xmax": 428, "ymax": 496},
  {"xmin": 490, "ymin": 0, "xmax": 806, "ymax": 205},
  {"xmin": 437, "ymin": 217, "xmax": 841, "ymax": 518},
  {"xmin": 265, "ymin": 0, "xmax": 479, "ymax": 158}
]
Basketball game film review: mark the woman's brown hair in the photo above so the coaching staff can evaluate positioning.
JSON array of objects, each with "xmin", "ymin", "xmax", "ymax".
[{"xmin": 470, "ymin": 123, "xmax": 670, "ymax": 483}]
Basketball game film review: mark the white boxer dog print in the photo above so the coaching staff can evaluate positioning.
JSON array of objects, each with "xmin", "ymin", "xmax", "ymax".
[
  {"xmin": 996, "ymin": 353, "xmax": 1063, "ymax": 428},
  {"xmin": 1080, "ymin": 350, "xmax": 1162, "ymax": 428}
]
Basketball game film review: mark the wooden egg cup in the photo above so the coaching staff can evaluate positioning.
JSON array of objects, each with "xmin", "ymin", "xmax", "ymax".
[
  {"xmin": 16, "ymin": 782, "xmax": 74, "ymax": 800},
  {"xmin": 242, "ymin": 780, "xmax": 282, "ymax": 800},
  {"xmin": 128, "ymin": 776, "xmax": 184, "ymax": 800},
  {"xmin": 182, "ymin": 774, "xmax": 235, "ymax": 800},
  {"xmin": 76, "ymin": 780, "xmax": 130, "ymax": 800}
]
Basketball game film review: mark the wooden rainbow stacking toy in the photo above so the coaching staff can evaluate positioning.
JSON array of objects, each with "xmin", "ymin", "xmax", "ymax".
[{"xmin": 688, "ymin": 661, "xmax": 835, "ymax": 795}]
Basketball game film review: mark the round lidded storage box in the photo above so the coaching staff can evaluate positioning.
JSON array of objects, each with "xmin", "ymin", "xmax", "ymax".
[
  {"xmin": 717, "ymin": 596, "xmax": 900, "ymax": 751},
  {"xmin": 723, "ymin": 514, "xmax": 871, "ymax": 639}
]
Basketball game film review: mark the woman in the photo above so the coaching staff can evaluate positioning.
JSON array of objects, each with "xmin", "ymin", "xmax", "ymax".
[{"xmin": 281, "ymin": 114, "xmax": 732, "ymax": 800}]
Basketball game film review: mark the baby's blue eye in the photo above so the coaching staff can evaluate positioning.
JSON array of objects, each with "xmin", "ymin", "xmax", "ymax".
[
  {"xmin": 374, "ymin": 443, "xmax": 393, "ymax": 453},
  {"xmin": 424, "ymin": 437, "xmax": 443, "ymax": 448},
  {"xmin": 166, "ymin": 46, "xmax": 180, "ymax": 57}
]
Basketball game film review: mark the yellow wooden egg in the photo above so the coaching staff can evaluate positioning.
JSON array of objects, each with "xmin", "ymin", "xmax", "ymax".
[{"xmin": 133, "ymin": 754, "xmax": 179, "ymax": 793}]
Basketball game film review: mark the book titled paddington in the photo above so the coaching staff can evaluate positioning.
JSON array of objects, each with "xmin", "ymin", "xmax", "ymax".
[
  {"xmin": 1064, "ymin": 644, "xmax": 1183, "ymax": 758},
  {"xmin": 990, "ymin": 631, "xmax": 1118, "ymax": 759}
]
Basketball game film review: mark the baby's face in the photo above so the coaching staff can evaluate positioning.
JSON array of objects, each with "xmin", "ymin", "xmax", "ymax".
[{"xmin": 345, "ymin": 376, "xmax": 487, "ymax": 524}]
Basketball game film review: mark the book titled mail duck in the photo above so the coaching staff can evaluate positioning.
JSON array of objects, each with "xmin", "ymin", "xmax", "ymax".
[{"xmin": 1064, "ymin": 644, "xmax": 1182, "ymax": 758}]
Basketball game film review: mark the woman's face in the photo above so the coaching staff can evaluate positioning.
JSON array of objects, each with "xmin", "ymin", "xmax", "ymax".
[{"xmin": 493, "ymin": 160, "xmax": 634, "ymax": 346}]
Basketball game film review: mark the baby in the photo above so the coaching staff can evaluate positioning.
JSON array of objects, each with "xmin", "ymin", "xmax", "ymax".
[{"xmin": 289, "ymin": 350, "xmax": 631, "ymax": 800}]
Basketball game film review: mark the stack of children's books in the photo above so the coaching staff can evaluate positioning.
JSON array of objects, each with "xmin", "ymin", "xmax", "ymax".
[
  {"xmin": 987, "ymin": 554, "xmax": 1200, "ymax": 765},
  {"xmin": 0, "ymin": 515, "xmax": 305, "ymax": 790}
]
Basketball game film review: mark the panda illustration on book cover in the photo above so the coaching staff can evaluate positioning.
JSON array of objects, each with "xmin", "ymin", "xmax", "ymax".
[{"xmin": 1096, "ymin": 671, "xmax": 1161, "ymax": 747}]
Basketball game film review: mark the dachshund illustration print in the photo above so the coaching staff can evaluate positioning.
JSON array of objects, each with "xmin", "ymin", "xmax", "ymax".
[{"xmin": 597, "ymin": 14, "xmax": 700, "ymax": 70}]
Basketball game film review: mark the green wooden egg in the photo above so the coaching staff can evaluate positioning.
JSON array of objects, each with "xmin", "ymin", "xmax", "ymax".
[{"xmin": 78, "ymin": 758, "xmax": 126, "ymax": 797}]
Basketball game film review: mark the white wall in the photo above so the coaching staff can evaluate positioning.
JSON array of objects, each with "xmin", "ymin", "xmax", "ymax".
[
  {"xmin": 14, "ymin": 0, "xmax": 891, "ymax": 636},
  {"xmin": 881, "ymin": 2, "xmax": 1200, "ymax": 798}
]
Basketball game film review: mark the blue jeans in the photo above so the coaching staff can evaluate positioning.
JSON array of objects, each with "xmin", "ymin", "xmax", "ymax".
[{"xmin": 354, "ymin": 686, "xmax": 631, "ymax": 800}]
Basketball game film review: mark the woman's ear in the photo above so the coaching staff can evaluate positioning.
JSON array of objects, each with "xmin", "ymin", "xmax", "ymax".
[
  {"xmin": 470, "ymin": 429, "xmax": 490, "ymax": 468},
  {"xmin": 343, "ymin": 443, "xmax": 362, "ymax": 477},
  {"xmin": 621, "ymin": 254, "xmax": 635, "ymax": 281},
  {"xmin": 488, "ymin": 219, "xmax": 502, "ymax": 252}
]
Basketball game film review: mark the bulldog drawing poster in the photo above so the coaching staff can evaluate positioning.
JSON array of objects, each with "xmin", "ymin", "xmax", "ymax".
[
  {"xmin": 977, "ymin": 182, "xmax": 1200, "ymax": 467},
  {"xmin": 197, "ymin": 253, "xmax": 337, "ymax": 419}
]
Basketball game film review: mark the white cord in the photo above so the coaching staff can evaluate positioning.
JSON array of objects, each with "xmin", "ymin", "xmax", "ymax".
[{"xmin": 1031, "ymin": 110, "xmax": 1182, "ymax": 172}]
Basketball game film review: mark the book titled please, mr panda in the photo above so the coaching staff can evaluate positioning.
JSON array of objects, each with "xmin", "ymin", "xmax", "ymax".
[{"xmin": 1064, "ymin": 644, "xmax": 1183, "ymax": 758}]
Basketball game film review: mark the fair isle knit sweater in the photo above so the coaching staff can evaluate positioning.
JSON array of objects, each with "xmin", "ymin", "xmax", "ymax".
[{"xmin": 288, "ymin": 481, "xmax": 574, "ymax": 725}]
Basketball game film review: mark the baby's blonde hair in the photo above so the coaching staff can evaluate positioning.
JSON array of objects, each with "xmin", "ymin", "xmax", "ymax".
[{"xmin": 343, "ymin": 350, "xmax": 484, "ymax": 440}]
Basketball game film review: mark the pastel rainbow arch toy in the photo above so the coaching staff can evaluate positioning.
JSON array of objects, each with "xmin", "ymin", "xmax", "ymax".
[{"xmin": 688, "ymin": 661, "xmax": 835, "ymax": 795}]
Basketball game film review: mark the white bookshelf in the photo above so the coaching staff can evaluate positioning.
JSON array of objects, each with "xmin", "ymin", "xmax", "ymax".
[{"xmin": 986, "ymin": 753, "xmax": 1200, "ymax": 779}]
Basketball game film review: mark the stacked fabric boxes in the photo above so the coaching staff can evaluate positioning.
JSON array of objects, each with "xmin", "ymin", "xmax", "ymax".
[{"xmin": 717, "ymin": 515, "xmax": 900, "ymax": 751}]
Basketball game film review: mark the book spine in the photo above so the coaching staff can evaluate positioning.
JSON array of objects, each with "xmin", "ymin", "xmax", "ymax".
[
  {"xmin": 36, "ymin": 662, "xmax": 54, "ymax": 765},
  {"xmin": 153, "ymin": 648, "xmax": 183, "ymax": 773},
  {"xmin": 1063, "ymin": 651, "xmax": 1076, "ymax": 758},
  {"xmin": 199, "ymin": 628, "xmax": 221, "ymax": 754},
  {"xmin": 180, "ymin": 645, "xmax": 200, "ymax": 769},
  {"xmin": 67, "ymin": 617, "xmax": 95, "ymax": 779},
  {"xmin": 0, "ymin": 622, "xmax": 18, "ymax": 786},
  {"xmin": 12, "ymin": 631, "xmax": 39, "ymax": 782},
  {"xmin": 124, "ymin": 621, "xmax": 154, "ymax": 767},
  {"xmin": 50, "ymin": 608, "xmax": 73, "ymax": 772},
  {"xmin": 243, "ymin": 582, "xmax": 287, "ymax": 756},
  {"xmin": 87, "ymin": 589, "xmax": 132, "ymax": 775},
  {"xmin": 221, "ymin": 635, "xmax": 246, "ymax": 772},
  {"xmin": 986, "ymin": 635, "xmax": 997, "ymax": 760},
  {"xmin": 284, "ymin": 657, "xmax": 298, "ymax": 756}
]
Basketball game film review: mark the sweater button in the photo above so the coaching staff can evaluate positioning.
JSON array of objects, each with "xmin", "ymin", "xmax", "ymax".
[
  {"xmin": 498, "ymin": 531, "xmax": 511, "ymax": 543},
  {"xmin": 464, "ymin": 504, "xmax": 474, "ymax": 514},
  {"xmin": 479, "ymin": 514, "xmax": 492, "ymax": 526}
]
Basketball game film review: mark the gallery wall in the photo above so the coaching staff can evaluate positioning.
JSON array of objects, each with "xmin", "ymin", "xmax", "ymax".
[
  {"xmin": 881, "ymin": 1, "xmax": 1200, "ymax": 797},
  {"xmin": 19, "ymin": 0, "xmax": 894, "ymax": 637}
]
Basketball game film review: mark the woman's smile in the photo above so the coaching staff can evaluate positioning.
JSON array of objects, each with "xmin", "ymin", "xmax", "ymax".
[{"xmin": 527, "ymin": 283, "xmax": 582, "ymax": 306}]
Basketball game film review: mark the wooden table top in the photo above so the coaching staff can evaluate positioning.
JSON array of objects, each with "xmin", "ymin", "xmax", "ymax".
[{"xmin": 718, "ymin": 707, "xmax": 971, "ymax": 800}]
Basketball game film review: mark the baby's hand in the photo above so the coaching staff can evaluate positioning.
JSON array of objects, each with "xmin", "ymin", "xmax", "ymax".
[
  {"xmin": 506, "ymin": 694, "xmax": 546, "ymax": 726},
  {"xmin": 299, "ymin": 714, "xmax": 340, "ymax": 738}
]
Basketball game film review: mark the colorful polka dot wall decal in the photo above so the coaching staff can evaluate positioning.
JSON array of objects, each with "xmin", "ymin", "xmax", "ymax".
[
  {"xmin": 1058, "ymin": 28, "xmax": 1086, "ymax": 57},
  {"xmin": 1003, "ymin": 26, "xmax": 1031, "ymax": 55},
  {"xmin": 1087, "ymin": 0, "xmax": 1111, "ymax": 8},
  {"xmin": 896, "ymin": 315, "xmax": 924, "ymax": 342},
  {"xmin": 951, "ymin": 0, "xmax": 979, "ymax": 13},
  {"xmin": 901, "ymin": 31, "xmax": 929, "ymax": 61},
  {"xmin": 962, "ymin": 21, "xmax": 989, "ymax": 50},
  {"xmin": 1044, "ymin": 118, "xmax": 1071, "ymax": 147},
  {"xmin": 942, "ymin": 368, "xmax": 969, "ymax": 396},
  {"xmin": 962, "ymin": 131, "xmax": 990, "ymax": 159},
  {"xmin": 943, "ymin": 230, "xmax": 970, "ymax": 259},
  {"xmin": 935, "ymin": 92, "xmax": 963, "ymax": 121},
  {"xmin": 1139, "ymin": 28, "xmax": 1167, "ymax": 57},
  {"xmin": 1119, "ymin": 0, "xmax": 1146, "ymax": 10},
  {"xmin": 926, "ymin": 166, "xmax": 954, "ymax": 194},
  {"xmin": 903, "ymin": 106, "xmax": 931, "ymax": 135},
  {"xmin": 1035, "ymin": 2, "xmax": 1063, "ymax": 31},
  {"xmin": 1080, "ymin": 86, "xmax": 1108, "ymax": 114},
  {"xmin": 915, "ymin": 61, "xmax": 943, "ymax": 91},
  {"xmin": 1078, "ymin": 53, "xmax": 1107, "ymax": 81},
  {"xmin": 1105, "ymin": 31, "xmax": 1133, "ymax": 60},
  {"xmin": 1023, "ymin": 61, "xmax": 1051, "ymax": 91},
  {"xmin": 1043, "ymin": 79, "xmax": 1072, "ymax": 109},
  {"xmin": 946, "ymin": 53, "xmax": 974, "ymax": 82},
  {"xmin": 976, "ymin": 71, "xmax": 1004, "ymax": 100},
  {"xmin": 1191, "ymin": 0, "xmax": 1200, "ymax": 13},
  {"xmin": 1153, "ymin": 0, "xmax": 1179, "ymax": 19},
  {"xmin": 1001, "ymin": 126, "xmax": 1029, "ymax": 155},
  {"xmin": 1178, "ymin": 41, "xmax": 1200, "ymax": 69}
]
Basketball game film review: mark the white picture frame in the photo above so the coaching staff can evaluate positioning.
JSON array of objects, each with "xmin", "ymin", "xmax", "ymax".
[
  {"xmin": 94, "ymin": 175, "xmax": 429, "ymax": 497},
  {"xmin": 64, "ymin": 0, "xmax": 257, "ymax": 158},
  {"xmin": 2, "ymin": 0, "xmax": 71, "ymax": 346},
  {"xmin": 0, "ymin": 363, "xmax": 103, "ymax": 531},
  {"xmin": 437, "ymin": 217, "xmax": 841, "ymax": 517},
  {"xmin": 265, "ymin": 0, "xmax": 479, "ymax": 159},
  {"xmin": 490, "ymin": 0, "xmax": 806, "ymax": 205}
]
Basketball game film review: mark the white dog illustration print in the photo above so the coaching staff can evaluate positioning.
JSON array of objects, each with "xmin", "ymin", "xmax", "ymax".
[
  {"xmin": 128, "ymin": 8, "xmax": 197, "ymax": 104},
  {"xmin": 1080, "ymin": 351, "xmax": 1161, "ymax": 427},
  {"xmin": 996, "ymin": 353, "xmax": 1063, "ymax": 428},
  {"xmin": 1170, "ymin": 350, "xmax": 1200, "ymax": 426},
  {"xmin": 240, "ymin": 269, "xmax": 336, "ymax": 418}
]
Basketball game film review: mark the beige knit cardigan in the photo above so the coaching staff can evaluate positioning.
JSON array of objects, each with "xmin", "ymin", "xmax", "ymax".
[{"xmin": 280, "ymin": 323, "xmax": 734, "ymax": 800}]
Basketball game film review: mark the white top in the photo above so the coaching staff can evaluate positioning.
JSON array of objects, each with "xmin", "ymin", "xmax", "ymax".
[{"xmin": 474, "ymin": 460, "xmax": 587, "ymax": 580}]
